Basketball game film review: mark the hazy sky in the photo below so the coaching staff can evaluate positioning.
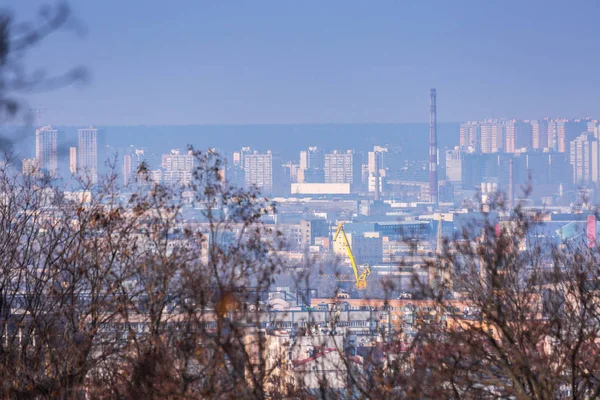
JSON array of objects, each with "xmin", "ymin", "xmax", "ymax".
[{"xmin": 8, "ymin": 0, "xmax": 600, "ymax": 125}]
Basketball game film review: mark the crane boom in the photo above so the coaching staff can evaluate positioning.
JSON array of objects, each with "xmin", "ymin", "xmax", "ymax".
[{"xmin": 333, "ymin": 222, "xmax": 370, "ymax": 290}]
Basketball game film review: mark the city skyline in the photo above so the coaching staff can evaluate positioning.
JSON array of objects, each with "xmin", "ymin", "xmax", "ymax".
[{"xmin": 23, "ymin": 111, "xmax": 600, "ymax": 212}]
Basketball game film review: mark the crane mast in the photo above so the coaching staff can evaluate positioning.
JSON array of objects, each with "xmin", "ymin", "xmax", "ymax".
[{"xmin": 333, "ymin": 222, "xmax": 370, "ymax": 290}]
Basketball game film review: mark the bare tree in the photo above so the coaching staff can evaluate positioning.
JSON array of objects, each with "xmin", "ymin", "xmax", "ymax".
[
  {"xmin": 1, "ymin": 2, "xmax": 86, "ymax": 150},
  {"xmin": 336, "ymin": 194, "xmax": 600, "ymax": 399}
]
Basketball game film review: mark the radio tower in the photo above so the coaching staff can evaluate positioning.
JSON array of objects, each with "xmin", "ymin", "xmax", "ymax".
[{"xmin": 429, "ymin": 88, "xmax": 438, "ymax": 205}]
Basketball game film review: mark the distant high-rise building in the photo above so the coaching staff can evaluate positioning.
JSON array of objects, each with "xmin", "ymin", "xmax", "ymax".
[
  {"xmin": 569, "ymin": 133, "xmax": 599, "ymax": 185},
  {"xmin": 479, "ymin": 122, "xmax": 491, "ymax": 153},
  {"xmin": 297, "ymin": 168, "xmax": 324, "ymax": 184},
  {"xmin": 298, "ymin": 146, "xmax": 324, "ymax": 184},
  {"xmin": 381, "ymin": 146, "xmax": 403, "ymax": 178},
  {"xmin": 551, "ymin": 119, "xmax": 587, "ymax": 153},
  {"xmin": 123, "ymin": 154, "xmax": 132, "ymax": 186},
  {"xmin": 77, "ymin": 126, "xmax": 98, "ymax": 185},
  {"xmin": 548, "ymin": 120, "xmax": 560, "ymax": 151},
  {"xmin": 587, "ymin": 119, "xmax": 598, "ymax": 135},
  {"xmin": 233, "ymin": 146, "xmax": 252, "ymax": 168},
  {"xmin": 505, "ymin": 120, "xmax": 532, "ymax": 153},
  {"xmin": 480, "ymin": 120, "xmax": 505, "ymax": 153},
  {"xmin": 459, "ymin": 122, "xmax": 481, "ymax": 152},
  {"xmin": 244, "ymin": 150, "xmax": 274, "ymax": 194},
  {"xmin": 35, "ymin": 125, "xmax": 58, "ymax": 177},
  {"xmin": 69, "ymin": 147, "xmax": 77, "ymax": 174},
  {"xmin": 299, "ymin": 146, "xmax": 324, "ymax": 170},
  {"xmin": 367, "ymin": 146, "xmax": 387, "ymax": 176},
  {"xmin": 124, "ymin": 148, "xmax": 148, "ymax": 186},
  {"xmin": 282, "ymin": 161, "xmax": 300, "ymax": 184},
  {"xmin": 368, "ymin": 146, "xmax": 384, "ymax": 196},
  {"xmin": 462, "ymin": 119, "xmax": 535, "ymax": 154},
  {"xmin": 531, "ymin": 119, "xmax": 550, "ymax": 149},
  {"xmin": 324, "ymin": 150, "xmax": 360, "ymax": 186},
  {"xmin": 233, "ymin": 152, "xmax": 242, "ymax": 167},
  {"xmin": 445, "ymin": 147, "xmax": 464, "ymax": 183},
  {"xmin": 161, "ymin": 149, "xmax": 194, "ymax": 186}
]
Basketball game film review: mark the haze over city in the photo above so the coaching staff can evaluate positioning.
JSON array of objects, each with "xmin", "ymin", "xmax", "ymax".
[
  {"xmin": 8, "ymin": 0, "xmax": 600, "ymax": 125},
  {"xmin": 3, "ymin": 1, "xmax": 600, "ymax": 398}
]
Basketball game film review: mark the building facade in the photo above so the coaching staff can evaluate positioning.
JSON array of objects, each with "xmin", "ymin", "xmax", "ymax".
[
  {"xmin": 244, "ymin": 150, "xmax": 274, "ymax": 194},
  {"xmin": 505, "ymin": 120, "xmax": 532, "ymax": 153},
  {"xmin": 35, "ymin": 125, "xmax": 58, "ymax": 177},
  {"xmin": 445, "ymin": 147, "xmax": 464, "ymax": 183},
  {"xmin": 459, "ymin": 122, "xmax": 481, "ymax": 152},
  {"xmin": 569, "ymin": 133, "xmax": 599, "ymax": 185},
  {"xmin": 531, "ymin": 119, "xmax": 550, "ymax": 149},
  {"xmin": 552, "ymin": 119, "xmax": 587, "ymax": 153},
  {"xmin": 161, "ymin": 149, "xmax": 195, "ymax": 186},
  {"xmin": 77, "ymin": 126, "xmax": 98, "ymax": 185},
  {"xmin": 324, "ymin": 150, "xmax": 360, "ymax": 186},
  {"xmin": 69, "ymin": 147, "xmax": 77, "ymax": 175},
  {"xmin": 124, "ymin": 148, "xmax": 149, "ymax": 186}
]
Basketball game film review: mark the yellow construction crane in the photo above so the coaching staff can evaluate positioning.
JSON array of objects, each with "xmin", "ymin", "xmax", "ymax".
[{"xmin": 333, "ymin": 222, "xmax": 371, "ymax": 290}]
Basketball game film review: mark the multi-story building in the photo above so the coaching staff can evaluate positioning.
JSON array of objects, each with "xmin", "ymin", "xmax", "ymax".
[
  {"xmin": 587, "ymin": 119, "xmax": 598, "ymax": 136},
  {"xmin": 264, "ymin": 333, "xmax": 353, "ymax": 394},
  {"xmin": 233, "ymin": 146, "xmax": 252, "ymax": 168},
  {"xmin": 299, "ymin": 146, "xmax": 324, "ymax": 170},
  {"xmin": 445, "ymin": 147, "xmax": 464, "ymax": 183},
  {"xmin": 505, "ymin": 120, "xmax": 532, "ymax": 153},
  {"xmin": 77, "ymin": 126, "xmax": 98, "ymax": 185},
  {"xmin": 550, "ymin": 119, "xmax": 587, "ymax": 153},
  {"xmin": 569, "ymin": 133, "xmax": 599, "ymax": 185},
  {"xmin": 69, "ymin": 147, "xmax": 77, "ymax": 175},
  {"xmin": 367, "ymin": 146, "xmax": 387, "ymax": 176},
  {"xmin": 462, "ymin": 119, "xmax": 534, "ymax": 154},
  {"xmin": 123, "ymin": 154, "xmax": 131, "ymax": 186},
  {"xmin": 244, "ymin": 150, "xmax": 274, "ymax": 195},
  {"xmin": 282, "ymin": 161, "xmax": 300, "ymax": 187},
  {"xmin": 459, "ymin": 121, "xmax": 481, "ymax": 152},
  {"xmin": 531, "ymin": 119, "xmax": 550, "ymax": 149},
  {"xmin": 367, "ymin": 146, "xmax": 388, "ymax": 195},
  {"xmin": 324, "ymin": 150, "xmax": 360, "ymax": 187},
  {"xmin": 276, "ymin": 222, "xmax": 312, "ymax": 251},
  {"xmin": 298, "ymin": 147, "xmax": 324, "ymax": 184},
  {"xmin": 480, "ymin": 120, "xmax": 505, "ymax": 154},
  {"xmin": 124, "ymin": 148, "xmax": 148, "ymax": 186},
  {"xmin": 161, "ymin": 149, "xmax": 195, "ymax": 186},
  {"xmin": 35, "ymin": 125, "xmax": 58, "ymax": 177}
]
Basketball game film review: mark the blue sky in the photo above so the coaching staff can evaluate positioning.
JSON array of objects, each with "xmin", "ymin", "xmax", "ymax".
[{"xmin": 8, "ymin": 0, "xmax": 600, "ymax": 125}]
